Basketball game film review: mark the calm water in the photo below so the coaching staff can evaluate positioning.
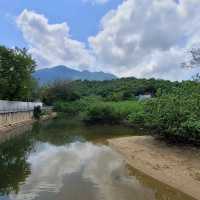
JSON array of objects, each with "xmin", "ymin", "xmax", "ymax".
[{"xmin": 0, "ymin": 118, "xmax": 195, "ymax": 200}]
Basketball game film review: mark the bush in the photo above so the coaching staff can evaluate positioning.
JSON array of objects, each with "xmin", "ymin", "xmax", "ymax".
[
  {"xmin": 54, "ymin": 96, "xmax": 103, "ymax": 115},
  {"xmin": 128, "ymin": 111, "xmax": 146, "ymax": 125},
  {"xmin": 54, "ymin": 98, "xmax": 145, "ymax": 125},
  {"xmin": 40, "ymin": 81, "xmax": 80, "ymax": 106},
  {"xmin": 145, "ymin": 82, "xmax": 200, "ymax": 142},
  {"xmin": 83, "ymin": 103, "xmax": 119, "ymax": 123},
  {"xmin": 54, "ymin": 101, "xmax": 83, "ymax": 115},
  {"xmin": 83, "ymin": 101, "xmax": 144, "ymax": 124}
]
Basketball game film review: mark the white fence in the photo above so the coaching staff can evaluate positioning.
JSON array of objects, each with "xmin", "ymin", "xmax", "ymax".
[{"xmin": 0, "ymin": 100, "xmax": 43, "ymax": 114}]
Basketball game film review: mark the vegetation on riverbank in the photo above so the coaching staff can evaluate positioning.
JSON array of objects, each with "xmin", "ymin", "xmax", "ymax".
[
  {"xmin": 145, "ymin": 81, "xmax": 200, "ymax": 142},
  {"xmin": 49, "ymin": 79, "xmax": 200, "ymax": 144}
]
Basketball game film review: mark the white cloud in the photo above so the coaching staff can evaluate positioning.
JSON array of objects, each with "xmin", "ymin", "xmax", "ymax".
[
  {"xmin": 16, "ymin": 9, "xmax": 95, "ymax": 70},
  {"xmin": 83, "ymin": 0, "xmax": 109, "ymax": 5},
  {"xmin": 16, "ymin": 0, "xmax": 200, "ymax": 80},
  {"xmin": 89, "ymin": 0, "xmax": 200, "ymax": 80}
]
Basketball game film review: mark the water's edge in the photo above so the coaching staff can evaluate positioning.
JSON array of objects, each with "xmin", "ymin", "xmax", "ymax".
[
  {"xmin": 109, "ymin": 136, "xmax": 199, "ymax": 200},
  {"xmin": 0, "ymin": 118, "xmax": 196, "ymax": 200}
]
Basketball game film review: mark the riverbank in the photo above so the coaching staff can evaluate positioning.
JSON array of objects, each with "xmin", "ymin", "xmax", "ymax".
[
  {"xmin": 109, "ymin": 136, "xmax": 200, "ymax": 200},
  {"xmin": 0, "ymin": 112, "xmax": 57, "ymax": 142}
]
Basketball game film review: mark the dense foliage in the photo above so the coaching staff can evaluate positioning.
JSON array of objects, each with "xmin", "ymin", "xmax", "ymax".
[
  {"xmin": 144, "ymin": 82, "xmax": 200, "ymax": 142},
  {"xmin": 0, "ymin": 45, "xmax": 37, "ymax": 101},
  {"xmin": 83, "ymin": 100, "xmax": 144, "ymax": 124},
  {"xmin": 54, "ymin": 98, "xmax": 144, "ymax": 124},
  {"xmin": 40, "ymin": 81, "xmax": 80, "ymax": 105},
  {"xmin": 69, "ymin": 78, "xmax": 179, "ymax": 101},
  {"xmin": 52, "ymin": 78, "xmax": 200, "ymax": 144}
]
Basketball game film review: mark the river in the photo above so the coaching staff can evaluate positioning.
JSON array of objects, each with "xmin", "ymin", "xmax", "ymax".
[{"xmin": 0, "ymin": 118, "xmax": 195, "ymax": 200}]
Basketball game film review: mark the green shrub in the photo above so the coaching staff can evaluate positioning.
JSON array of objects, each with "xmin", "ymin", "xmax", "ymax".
[
  {"xmin": 145, "ymin": 82, "xmax": 200, "ymax": 142},
  {"xmin": 40, "ymin": 81, "xmax": 80, "ymax": 105},
  {"xmin": 54, "ymin": 99, "xmax": 145, "ymax": 125},
  {"xmin": 83, "ymin": 100, "xmax": 144, "ymax": 124},
  {"xmin": 128, "ymin": 111, "xmax": 146, "ymax": 125},
  {"xmin": 84, "ymin": 103, "xmax": 120, "ymax": 123},
  {"xmin": 54, "ymin": 101, "xmax": 83, "ymax": 115}
]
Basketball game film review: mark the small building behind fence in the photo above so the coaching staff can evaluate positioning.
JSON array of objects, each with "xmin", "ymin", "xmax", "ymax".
[{"xmin": 137, "ymin": 94, "xmax": 152, "ymax": 101}]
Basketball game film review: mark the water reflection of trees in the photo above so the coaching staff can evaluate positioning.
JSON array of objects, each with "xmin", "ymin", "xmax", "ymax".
[
  {"xmin": 0, "ymin": 118, "xmax": 144, "ymax": 197},
  {"xmin": 32, "ymin": 118, "xmax": 139, "ymax": 146},
  {"xmin": 0, "ymin": 120, "xmax": 84, "ymax": 196},
  {"xmin": 0, "ymin": 134, "xmax": 34, "ymax": 196},
  {"xmin": 32, "ymin": 120, "xmax": 86, "ymax": 145}
]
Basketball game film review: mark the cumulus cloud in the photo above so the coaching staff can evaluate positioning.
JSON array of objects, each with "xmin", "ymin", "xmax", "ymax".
[
  {"xmin": 89, "ymin": 0, "xmax": 200, "ymax": 80},
  {"xmin": 16, "ymin": 9, "xmax": 95, "ymax": 70},
  {"xmin": 17, "ymin": 0, "xmax": 200, "ymax": 80}
]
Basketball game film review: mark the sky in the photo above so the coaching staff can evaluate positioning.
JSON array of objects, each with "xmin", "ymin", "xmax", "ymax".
[{"xmin": 0, "ymin": 0, "xmax": 200, "ymax": 80}]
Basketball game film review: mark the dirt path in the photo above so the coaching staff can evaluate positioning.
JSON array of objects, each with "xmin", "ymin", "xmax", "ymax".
[{"xmin": 108, "ymin": 136, "xmax": 200, "ymax": 200}]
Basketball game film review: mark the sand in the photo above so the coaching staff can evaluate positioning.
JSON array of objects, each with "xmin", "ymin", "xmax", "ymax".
[{"xmin": 108, "ymin": 136, "xmax": 200, "ymax": 200}]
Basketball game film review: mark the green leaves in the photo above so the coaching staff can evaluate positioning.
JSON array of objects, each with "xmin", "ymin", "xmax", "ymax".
[
  {"xmin": 145, "ymin": 82, "xmax": 200, "ymax": 142},
  {"xmin": 40, "ymin": 81, "xmax": 80, "ymax": 105},
  {"xmin": 0, "ymin": 45, "xmax": 36, "ymax": 101}
]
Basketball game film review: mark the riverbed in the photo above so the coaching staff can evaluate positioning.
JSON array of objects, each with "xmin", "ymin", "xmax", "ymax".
[{"xmin": 0, "ymin": 118, "xmax": 196, "ymax": 200}]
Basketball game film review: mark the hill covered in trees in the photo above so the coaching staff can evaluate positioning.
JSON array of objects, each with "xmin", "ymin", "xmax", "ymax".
[
  {"xmin": 69, "ymin": 78, "xmax": 180, "ymax": 101},
  {"xmin": 33, "ymin": 65, "xmax": 117, "ymax": 85}
]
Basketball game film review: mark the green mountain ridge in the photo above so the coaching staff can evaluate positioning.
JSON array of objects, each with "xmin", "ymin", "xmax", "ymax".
[{"xmin": 33, "ymin": 65, "xmax": 117, "ymax": 85}]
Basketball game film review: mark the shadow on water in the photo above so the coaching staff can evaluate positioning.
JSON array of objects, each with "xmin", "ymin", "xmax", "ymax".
[{"xmin": 0, "ymin": 117, "xmax": 196, "ymax": 200}]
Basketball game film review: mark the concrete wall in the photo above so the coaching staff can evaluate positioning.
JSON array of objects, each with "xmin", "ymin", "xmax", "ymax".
[
  {"xmin": 0, "ymin": 111, "xmax": 33, "ymax": 128},
  {"xmin": 0, "ymin": 100, "xmax": 43, "ymax": 128}
]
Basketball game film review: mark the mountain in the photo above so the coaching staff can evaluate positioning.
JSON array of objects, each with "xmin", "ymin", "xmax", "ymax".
[{"xmin": 33, "ymin": 65, "xmax": 117, "ymax": 85}]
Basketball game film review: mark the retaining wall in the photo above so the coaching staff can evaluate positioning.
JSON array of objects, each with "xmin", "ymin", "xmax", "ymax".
[
  {"xmin": 0, "ymin": 111, "xmax": 33, "ymax": 127},
  {"xmin": 0, "ymin": 100, "xmax": 42, "ymax": 128}
]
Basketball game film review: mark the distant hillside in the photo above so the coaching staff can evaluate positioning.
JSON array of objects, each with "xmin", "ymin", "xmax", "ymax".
[{"xmin": 33, "ymin": 65, "xmax": 117, "ymax": 85}]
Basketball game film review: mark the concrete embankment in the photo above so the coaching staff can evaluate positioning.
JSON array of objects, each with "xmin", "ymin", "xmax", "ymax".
[
  {"xmin": 0, "ymin": 100, "xmax": 43, "ymax": 128},
  {"xmin": 0, "ymin": 112, "xmax": 57, "ymax": 142},
  {"xmin": 0, "ymin": 111, "xmax": 33, "ymax": 128},
  {"xmin": 109, "ymin": 136, "xmax": 200, "ymax": 200}
]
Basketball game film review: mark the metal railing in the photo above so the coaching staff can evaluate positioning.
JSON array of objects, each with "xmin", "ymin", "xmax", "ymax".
[{"xmin": 0, "ymin": 100, "xmax": 43, "ymax": 114}]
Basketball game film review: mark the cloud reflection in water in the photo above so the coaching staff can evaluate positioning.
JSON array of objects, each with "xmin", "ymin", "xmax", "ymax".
[{"xmin": 9, "ymin": 142, "xmax": 154, "ymax": 200}]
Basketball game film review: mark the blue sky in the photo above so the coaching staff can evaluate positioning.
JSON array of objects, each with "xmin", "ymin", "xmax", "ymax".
[
  {"xmin": 0, "ymin": 0, "xmax": 199, "ymax": 80},
  {"xmin": 0, "ymin": 0, "xmax": 121, "ymax": 47}
]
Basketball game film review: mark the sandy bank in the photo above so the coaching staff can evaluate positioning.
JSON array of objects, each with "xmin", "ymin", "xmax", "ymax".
[{"xmin": 109, "ymin": 136, "xmax": 200, "ymax": 200}]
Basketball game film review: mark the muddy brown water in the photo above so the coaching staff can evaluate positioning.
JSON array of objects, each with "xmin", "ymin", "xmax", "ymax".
[{"xmin": 0, "ymin": 118, "xmax": 195, "ymax": 200}]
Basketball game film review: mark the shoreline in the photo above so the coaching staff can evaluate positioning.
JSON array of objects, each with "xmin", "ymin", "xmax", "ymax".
[{"xmin": 108, "ymin": 136, "xmax": 200, "ymax": 200}]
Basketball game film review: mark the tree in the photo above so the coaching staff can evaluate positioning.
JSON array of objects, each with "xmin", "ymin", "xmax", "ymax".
[
  {"xmin": 0, "ymin": 45, "xmax": 36, "ymax": 101},
  {"xmin": 192, "ymin": 73, "xmax": 200, "ymax": 82},
  {"xmin": 182, "ymin": 48, "xmax": 200, "ymax": 68},
  {"xmin": 40, "ymin": 81, "xmax": 80, "ymax": 105}
]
